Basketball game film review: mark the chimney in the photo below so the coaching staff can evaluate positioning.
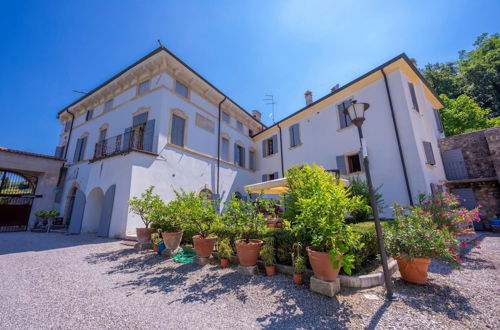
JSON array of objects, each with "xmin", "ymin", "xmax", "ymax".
[
  {"xmin": 410, "ymin": 58, "xmax": 417, "ymax": 67},
  {"xmin": 304, "ymin": 90, "xmax": 313, "ymax": 106},
  {"xmin": 331, "ymin": 84, "xmax": 340, "ymax": 93},
  {"xmin": 251, "ymin": 110, "xmax": 261, "ymax": 121}
]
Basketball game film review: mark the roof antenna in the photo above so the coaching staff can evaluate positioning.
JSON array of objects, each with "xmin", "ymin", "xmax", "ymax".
[
  {"xmin": 264, "ymin": 94, "xmax": 277, "ymax": 124},
  {"xmin": 72, "ymin": 90, "xmax": 87, "ymax": 94},
  {"xmin": 157, "ymin": 39, "xmax": 164, "ymax": 48}
]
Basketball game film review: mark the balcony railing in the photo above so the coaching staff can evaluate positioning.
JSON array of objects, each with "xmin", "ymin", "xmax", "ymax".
[{"xmin": 93, "ymin": 129, "xmax": 145, "ymax": 161}]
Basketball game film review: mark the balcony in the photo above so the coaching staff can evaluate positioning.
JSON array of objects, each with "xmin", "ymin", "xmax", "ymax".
[{"xmin": 92, "ymin": 129, "xmax": 147, "ymax": 161}]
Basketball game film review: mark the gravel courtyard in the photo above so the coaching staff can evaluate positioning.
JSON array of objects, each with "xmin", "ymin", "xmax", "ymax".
[{"xmin": 0, "ymin": 232, "xmax": 498, "ymax": 329}]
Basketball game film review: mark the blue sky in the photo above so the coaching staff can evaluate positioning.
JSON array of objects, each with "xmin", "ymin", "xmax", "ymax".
[{"xmin": 0, "ymin": 0, "xmax": 498, "ymax": 155}]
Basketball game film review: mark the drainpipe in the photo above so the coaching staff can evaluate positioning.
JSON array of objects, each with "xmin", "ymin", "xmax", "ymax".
[
  {"xmin": 381, "ymin": 69, "xmax": 414, "ymax": 205},
  {"xmin": 216, "ymin": 97, "xmax": 227, "ymax": 195},
  {"xmin": 277, "ymin": 124, "xmax": 285, "ymax": 178}
]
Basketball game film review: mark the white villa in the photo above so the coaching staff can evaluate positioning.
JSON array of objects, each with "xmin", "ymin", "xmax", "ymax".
[{"xmin": 53, "ymin": 46, "xmax": 447, "ymax": 238}]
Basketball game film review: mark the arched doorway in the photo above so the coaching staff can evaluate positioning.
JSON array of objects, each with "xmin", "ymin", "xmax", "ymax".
[
  {"xmin": 0, "ymin": 170, "xmax": 37, "ymax": 232},
  {"xmin": 81, "ymin": 187, "xmax": 104, "ymax": 233}
]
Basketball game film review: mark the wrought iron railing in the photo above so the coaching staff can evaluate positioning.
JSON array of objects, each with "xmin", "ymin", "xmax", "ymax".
[
  {"xmin": 93, "ymin": 129, "xmax": 145, "ymax": 160},
  {"xmin": 443, "ymin": 160, "xmax": 469, "ymax": 181}
]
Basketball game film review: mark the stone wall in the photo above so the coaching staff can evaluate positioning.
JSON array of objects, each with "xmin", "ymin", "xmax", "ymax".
[{"xmin": 439, "ymin": 127, "xmax": 500, "ymax": 229}]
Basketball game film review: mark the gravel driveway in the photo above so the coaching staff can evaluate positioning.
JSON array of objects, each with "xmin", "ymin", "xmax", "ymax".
[{"xmin": 0, "ymin": 232, "xmax": 498, "ymax": 329}]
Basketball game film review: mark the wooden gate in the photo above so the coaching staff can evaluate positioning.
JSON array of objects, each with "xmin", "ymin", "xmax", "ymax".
[{"xmin": 0, "ymin": 170, "xmax": 37, "ymax": 232}]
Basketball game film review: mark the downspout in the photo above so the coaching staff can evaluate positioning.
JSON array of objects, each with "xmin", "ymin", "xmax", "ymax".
[
  {"xmin": 216, "ymin": 97, "xmax": 227, "ymax": 195},
  {"xmin": 381, "ymin": 69, "xmax": 414, "ymax": 205},
  {"xmin": 277, "ymin": 124, "xmax": 285, "ymax": 178}
]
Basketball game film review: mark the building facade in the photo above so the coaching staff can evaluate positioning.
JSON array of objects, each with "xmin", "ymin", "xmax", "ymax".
[{"xmin": 54, "ymin": 47, "xmax": 447, "ymax": 238}]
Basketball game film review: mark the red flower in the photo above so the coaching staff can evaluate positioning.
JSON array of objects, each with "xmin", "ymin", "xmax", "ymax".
[
  {"xmin": 453, "ymin": 256, "xmax": 463, "ymax": 263},
  {"xmin": 459, "ymin": 242, "xmax": 467, "ymax": 248}
]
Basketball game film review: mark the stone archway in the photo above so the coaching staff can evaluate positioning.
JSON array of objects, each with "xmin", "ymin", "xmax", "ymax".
[{"xmin": 81, "ymin": 187, "xmax": 104, "ymax": 233}]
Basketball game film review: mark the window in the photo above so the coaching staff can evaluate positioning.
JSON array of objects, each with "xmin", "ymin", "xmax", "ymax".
[
  {"xmin": 337, "ymin": 100, "xmax": 353, "ymax": 129},
  {"xmin": 423, "ymin": 141, "xmax": 436, "ymax": 165},
  {"xmin": 98, "ymin": 129, "xmax": 107, "ymax": 142},
  {"xmin": 104, "ymin": 99, "xmax": 114, "ymax": 112},
  {"xmin": 433, "ymin": 108, "xmax": 443, "ymax": 132},
  {"xmin": 237, "ymin": 121, "xmax": 243, "ymax": 131},
  {"xmin": 171, "ymin": 114, "xmax": 185, "ymax": 147},
  {"xmin": 222, "ymin": 112, "xmax": 230, "ymax": 123},
  {"xmin": 408, "ymin": 82, "xmax": 420, "ymax": 112},
  {"xmin": 221, "ymin": 137, "xmax": 229, "ymax": 161},
  {"xmin": 262, "ymin": 172, "xmax": 279, "ymax": 182},
  {"xmin": 195, "ymin": 113, "xmax": 215, "ymax": 133},
  {"xmin": 73, "ymin": 136, "xmax": 88, "ymax": 162},
  {"xmin": 64, "ymin": 120, "xmax": 72, "ymax": 132},
  {"xmin": 347, "ymin": 154, "xmax": 362, "ymax": 173},
  {"xmin": 175, "ymin": 80, "xmax": 189, "ymax": 98},
  {"xmin": 262, "ymin": 135, "xmax": 278, "ymax": 157},
  {"xmin": 249, "ymin": 150, "xmax": 255, "ymax": 170},
  {"xmin": 138, "ymin": 80, "xmax": 150, "ymax": 95},
  {"xmin": 289, "ymin": 123, "xmax": 301, "ymax": 147},
  {"xmin": 249, "ymin": 129, "xmax": 253, "ymax": 136},
  {"xmin": 234, "ymin": 144, "xmax": 245, "ymax": 167},
  {"xmin": 85, "ymin": 109, "xmax": 94, "ymax": 121}
]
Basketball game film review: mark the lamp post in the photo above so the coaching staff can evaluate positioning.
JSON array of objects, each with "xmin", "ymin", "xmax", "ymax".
[{"xmin": 344, "ymin": 101, "xmax": 395, "ymax": 300}]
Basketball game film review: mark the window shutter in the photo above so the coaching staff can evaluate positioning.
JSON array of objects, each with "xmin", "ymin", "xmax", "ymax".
[
  {"xmin": 234, "ymin": 143, "xmax": 238, "ymax": 164},
  {"xmin": 122, "ymin": 127, "xmax": 132, "ymax": 151},
  {"xmin": 433, "ymin": 108, "xmax": 443, "ymax": 132},
  {"xmin": 272, "ymin": 135, "xmax": 278, "ymax": 153},
  {"xmin": 295, "ymin": 124, "xmax": 301, "ymax": 146},
  {"xmin": 273, "ymin": 171, "xmax": 279, "ymax": 179},
  {"xmin": 143, "ymin": 119, "xmax": 155, "ymax": 152},
  {"xmin": 338, "ymin": 101, "xmax": 352, "ymax": 128},
  {"xmin": 336, "ymin": 155, "xmax": 347, "ymax": 174},
  {"xmin": 73, "ymin": 138, "xmax": 82, "ymax": 162},
  {"xmin": 262, "ymin": 174, "xmax": 267, "ymax": 182},
  {"xmin": 249, "ymin": 150, "xmax": 255, "ymax": 170},
  {"xmin": 55, "ymin": 146, "xmax": 64, "ymax": 158},
  {"xmin": 289, "ymin": 126, "xmax": 294, "ymax": 146},
  {"xmin": 133, "ymin": 112, "xmax": 148, "ymax": 126},
  {"xmin": 79, "ymin": 136, "xmax": 87, "ymax": 161},
  {"xmin": 423, "ymin": 141, "xmax": 436, "ymax": 165},
  {"xmin": 171, "ymin": 115, "xmax": 185, "ymax": 147},
  {"xmin": 241, "ymin": 147, "xmax": 246, "ymax": 168},
  {"xmin": 99, "ymin": 129, "xmax": 107, "ymax": 142},
  {"xmin": 262, "ymin": 140, "xmax": 267, "ymax": 157},
  {"xmin": 408, "ymin": 83, "xmax": 419, "ymax": 112}
]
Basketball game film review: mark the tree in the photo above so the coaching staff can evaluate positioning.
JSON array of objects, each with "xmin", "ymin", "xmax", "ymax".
[
  {"xmin": 422, "ymin": 33, "xmax": 500, "ymax": 118},
  {"xmin": 439, "ymin": 94, "xmax": 500, "ymax": 136}
]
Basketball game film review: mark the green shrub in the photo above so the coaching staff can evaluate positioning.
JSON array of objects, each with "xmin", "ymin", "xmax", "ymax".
[
  {"xmin": 129, "ymin": 186, "xmax": 165, "ymax": 229},
  {"xmin": 217, "ymin": 238, "xmax": 233, "ymax": 259},
  {"xmin": 283, "ymin": 164, "xmax": 366, "ymax": 275},
  {"xmin": 293, "ymin": 255, "xmax": 306, "ymax": 274},
  {"xmin": 35, "ymin": 210, "xmax": 60, "ymax": 218},
  {"xmin": 221, "ymin": 192, "xmax": 267, "ymax": 242},
  {"xmin": 260, "ymin": 238, "xmax": 276, "ymax": 266},
  {"xmin": 173, "ymin": 190, "xmax": 219, "ymax": 238},
  {"xmin": 347, "ymin": 176, "xmax": 384, "ymax": 224}
]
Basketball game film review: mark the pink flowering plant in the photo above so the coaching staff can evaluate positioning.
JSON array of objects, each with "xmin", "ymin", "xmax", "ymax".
[
  {"xmin": 385, "ymin": 203, "xmax": 462, "ymax": 266},
  {"xmin": 419, "ymin": 192, "xmax": 481, "ymax": 248}
]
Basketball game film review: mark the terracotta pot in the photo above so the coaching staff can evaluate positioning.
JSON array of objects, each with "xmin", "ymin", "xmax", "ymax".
[
  {"xmin": 265, "ymin": 265, "xmax": 276, "ymax": 276},
  {"xmin": 193, "ymin": 235, "xmax": 217, "ymax": 257},
  {"xmin": 152, "ymin": 244, "xmax": 158, "ymax": 252},
  {"xmin": 235, "ymin": 239, "xmax": 263, "ymax": 266},
  {"xmin": 293, "ymin": 273, "xmax": 303, "ymax": 285},
  {"xmin": 136, "ymin": 228, "xmax": 157, "ymax": 244},
  {"xmin": 220, "ymin": 258, "xmax": 230, "ymax": 268},
  {"xmin": 306, "ymin": 247, "xmax": 342, "ymax": 282},
  {"xmin": 161, "ymin": 230, "xmax": 184, "ymax": 250},
  {"xmin": 396, "ymin": 256, "xmax": 432, "ymax": 285}
]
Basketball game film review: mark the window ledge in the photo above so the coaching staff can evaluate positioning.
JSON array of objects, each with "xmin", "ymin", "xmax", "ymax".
[
  {"xmin": 289, "ymin": 143, "xmax": 303, "ymax": 150},
  {"xmin": 263, "ymin": 152, "xmax": 278, "ymax": 159},
  {"xmin": 336, "ymin": 125, "xmax": 355, "ymax": 133}
]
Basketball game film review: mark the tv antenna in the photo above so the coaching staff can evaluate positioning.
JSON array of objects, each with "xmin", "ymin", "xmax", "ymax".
[
  {"xmin": 72, "ymin": 90, "xmax": 88, "ymax": 95},
  {"xmin": 264, "ymin": 94, "xmax": 277, "ymax": 124},
  {"xmin": 157, "ymin": 39, "xmax": 164, "ymax": 48}
]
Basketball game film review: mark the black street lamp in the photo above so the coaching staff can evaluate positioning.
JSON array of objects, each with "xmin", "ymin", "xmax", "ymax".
[{"xmin": 344, "ymin": 100, "xmax": 396, "ymax": 300}]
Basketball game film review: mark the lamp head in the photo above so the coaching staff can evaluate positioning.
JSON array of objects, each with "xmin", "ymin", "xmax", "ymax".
[{"xmin": 344, "ymin": 100, "xmax": 369, "ymax": 127}]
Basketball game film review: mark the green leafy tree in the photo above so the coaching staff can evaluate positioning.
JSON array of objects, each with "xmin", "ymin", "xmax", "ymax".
[
  {"xmin": 439, "ymin": 94, "xmax": 500, "ymax": 136},
  {"xmin": 422, "ymin": 62, "xmax": 460, "ymax": 99},
  {"xmin": 173, "ymin": 190, "xmax": 219, "ymax": 238},
  {"xmin": 128, "ymin": 186, "xmax": 165, "ymax": 228},
  {"xmin": 347, "ymin": 176, "xmax": 384, "ymax": 223},
  {"xmin": 221, "ymin": 192, "xmax": 267, "ymax": 242}
]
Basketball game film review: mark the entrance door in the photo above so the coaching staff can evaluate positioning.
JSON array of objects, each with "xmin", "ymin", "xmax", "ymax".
[
  {"xmin": 67, "ymin": 189, "xmax": 86, "ymax": 234},
  {"xmin": 0, "ymin": 170, "xmax": 37, "ymax": 232}
]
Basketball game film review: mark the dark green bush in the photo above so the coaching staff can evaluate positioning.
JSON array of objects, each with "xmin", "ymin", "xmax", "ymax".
[{"xmin": 347, "ymin": 176, "xmax": 384, "ymax": 224}]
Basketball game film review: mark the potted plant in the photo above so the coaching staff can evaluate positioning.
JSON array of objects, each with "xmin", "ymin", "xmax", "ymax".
[
  {"xmin": 222, "ymin": 192, "xmax": 267, "ymax": 266},
  {"xmin": 177, "ymin": 190, "xmax": 219, "ymax": 258},
  {"xmin": 151, "ymin": 232, "xmax": 162, "ymax": 252},
  {"xmin": 293, "ymin": 255, "xmax": 306, "ymax": 285},
  {"xmin": 385, "ymin": 203, "xmax": 461, "ymax": 284},
  {"xmin": 217, "ymin": 238, "xmax": 233, "ymax": 268},
  {"xmin": 284, "ymin": 165, "xmax": 366, "ymax": 281},
  {"xmin": 260, "ymin": 238, "xmax": 276, "ymax": 276},
  {"xmin": 151, "ymin": 198, "xmax": 184, "ymax": 252},
  {"xmin": 128, "ymin": 186, "xmax": 162, "ymax": 244}
]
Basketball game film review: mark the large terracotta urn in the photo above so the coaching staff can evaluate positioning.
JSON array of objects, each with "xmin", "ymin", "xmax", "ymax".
[
  {"xmin": 306, "ymin": 247, "xmax": 342, "ymax": 282},
  {"xmin": 396, "ymin": 257, "xmax": 431, "ymax": 285},
  {"xmin": 192, "ymin": 235, "xmax": 217, "ymax": 257},
  {"xmin": 161, "ymin": 230, "xmax": 184, "ymax": 250},
  {"xmin": 235, "ymin": 239, "xmax": 263, "ymax": 266},
  {"xmin": 136, "ymin": 228, "xmax": 157, "ymax": 244}
]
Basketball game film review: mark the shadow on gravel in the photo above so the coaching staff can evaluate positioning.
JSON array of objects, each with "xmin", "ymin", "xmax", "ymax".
[
  {"xmin": 395, "ymin": 279, "xmax": 476, "ymax": 321},
  {"xmin": 0, "ymin": 232, "xmax": 117, "ymax": 255}
]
